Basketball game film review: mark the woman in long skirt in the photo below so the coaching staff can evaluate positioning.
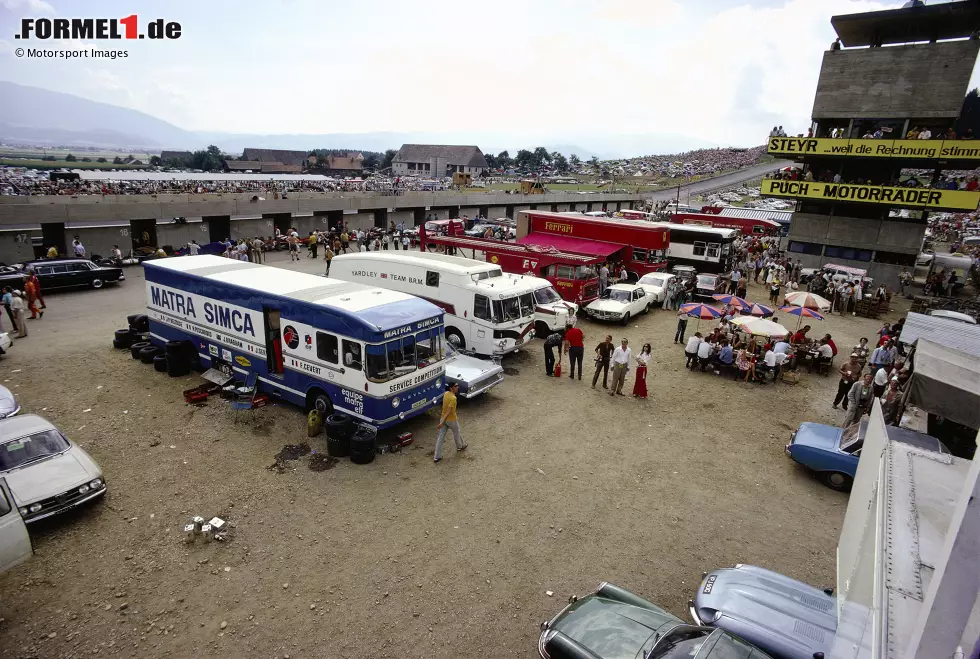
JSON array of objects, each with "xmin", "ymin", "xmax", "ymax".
[{"xmin": 632, "ymin": 343, "xmax": 651, "ymax": 398}]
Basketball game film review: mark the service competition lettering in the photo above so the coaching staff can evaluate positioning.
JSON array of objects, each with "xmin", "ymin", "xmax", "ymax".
[{"xmin": 149, "ymin": 286, "xmax": 255, "ymax": 336}]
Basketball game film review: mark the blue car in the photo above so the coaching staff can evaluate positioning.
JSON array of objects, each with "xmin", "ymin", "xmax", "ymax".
[{"xmin": 785, "ymin": 419, "xmax": 948, "ymax": 491}]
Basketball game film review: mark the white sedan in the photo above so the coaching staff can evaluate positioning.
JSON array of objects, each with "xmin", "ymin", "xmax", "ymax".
[
  {"xmin": 0, "ymin": 415, "xmax": 106, "ymax": 524},
  {"xmin": 584, "ymin": 284, "xmax": 655, "ymax": 325},
  {"xmin": 636, "ymin": 272, "xmax": 676, "ymax": 303}
]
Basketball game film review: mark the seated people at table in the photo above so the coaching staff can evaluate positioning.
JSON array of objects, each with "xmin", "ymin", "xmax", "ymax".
[
  {"xmin": 696, "ymin": 336, "xmax": 714, "ymax": 370},
  {"xmin": 735, "ymin": 349, "xmax": 753, "ymax": 380},
  {"xmin": 684, "ymin": 333, "xmax": 702, "ymax": 369},
  {"xmin": 731, "ymin": 333, "xmax": 743, "ymax": 350},
  {"xmin": 774, "ymin": 339, "xmax": 792, "ymax": 355},
  {"xmin": 823, "ymin": 334, "xmax": 837, "ymax": 356},
  {"xmin": 791, "ymin": 325, "xmax": 811, "ymax": 344},
  {"xmin": 746, "ymin": 337, "xmax": 759, "ymax": 355},
  {"xmin": 713, "ymin": 340, "xmax": 734, "ymax": 373},
  {"xmin": 817, "ymin": 338, "xmax": 834, "ymax": 360}
]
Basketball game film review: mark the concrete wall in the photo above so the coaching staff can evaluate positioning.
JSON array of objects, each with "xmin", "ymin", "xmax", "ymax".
[
  {"xmin": 812, "ymin": 41, "xmax": 980, "ymax": 119},
  {"xmin": 788, "ymin": 212, "xmax": 924, "ymax": 254},
  {"xmin": 0, "ymin": 231, "xmax": 38, "ymax": 262},
  {"xmin": 488, "ymin": 206, "xmax": 509, "ymax": 219},
  {"xmin": 343, "ymin": 212, "xmax": 375, "ymax": 233},
  {"xmin": 227, "ymin": 218, "xmax": 271, "ymax": 241},
  {"xmin": 388, "ymin": 210, "xmax": 415, "ymax": 228},
  {"xmin": 158, "ymin": 222, "xmax": 207, "ymax": 248}
]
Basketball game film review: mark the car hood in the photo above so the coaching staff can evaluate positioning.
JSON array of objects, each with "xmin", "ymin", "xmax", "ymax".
[
  {"xmin": 791, "ymin": 422, "xmax": 842, "ymax": 451},
  {"xmin": 0, "ymin": 384, "xmax": 18, "ymax": 418},
  {"xmin": 444, "ymin": 352, "xmax": 502, "ymax": 383},
  {"xmin": 4, "ymin": 447, "xmax": 102, "ymax": 505},
  {"xmin": 551, "ymin": 595, "xmax": 680, "ymax": 659},
  {"xmin": 693, "ymin": 565, "xmax": 836, "ymax": 658},
  {"xmin": 587, "ymin": 300, "xmax": 628, "ymax": 313}
]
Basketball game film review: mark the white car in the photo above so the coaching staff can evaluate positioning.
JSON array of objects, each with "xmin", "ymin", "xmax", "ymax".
[
  {"xmin": 636, "ymin": 272, "xmax": 676, "ymax": 303},
  {"xmin": 0, "ymin": 332, "xmax": 10, "ymax": 357},
  {"xmin": 584, "ymin": 284, "xmax": 654, "ymax": 325},
  {"xmin": 0, "ymin": 415, "xmax": 106, "ymax": 524}
]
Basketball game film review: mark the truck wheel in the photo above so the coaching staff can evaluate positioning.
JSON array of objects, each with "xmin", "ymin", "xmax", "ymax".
[
  {"xmin": 535, "ymin": 321, "xmax": 551, "ymax": 338},
  {"xmin": 620, "ymin": 312, "xmax": 631, "ymax": 326},
  {"xmin": 821, "ymin": 471, "xmax": 852, "ymax": 492},
  {"xmin": 446, "ymin": 329, "xmax": 465, "ymax": 349},
  {"xmin": 307, "ymin": 389, "xmax": 333, "ymax": 416}
]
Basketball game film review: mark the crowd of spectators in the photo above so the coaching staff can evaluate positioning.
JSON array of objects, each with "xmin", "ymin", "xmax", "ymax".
[
  {"xmin": 766, "ymin": 167, "xmax": 980, "ymax": 191},
  {"xmin": 586, "ymin": 145, "xmax": 768, "ymax": 179}
]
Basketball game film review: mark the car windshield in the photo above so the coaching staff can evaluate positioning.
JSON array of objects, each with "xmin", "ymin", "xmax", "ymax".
[
  {"xmin": 640, "ymin": 275, "xmax": 668, "ymax": 287},
  {"xmin": 840, "ymin": 421, "xmax": 866, "ymax": 453},
  {"xmin": 697, "ymin": 275, "xmax": 717, "ymax": 287},
  {"xmin": 646, "ymin": 627, "xmax": 712, "ymax": 659},
  {"xmin": 0, "ymin": 429, "xmax": 70, "ymax": 470},
  {"xmin": 533, "ymin": 286, "xmax": 562, "ymax": 305},
  {"xmin": 601, "ymin": 289, "xmax": 631, "ymax": 302}
]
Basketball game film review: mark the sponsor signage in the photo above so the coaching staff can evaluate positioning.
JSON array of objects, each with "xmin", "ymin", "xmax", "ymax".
[
  {"xmin": 767, "ymin": 137, "xmax": 980, "ymax": 161},
  {"xmin": 761, "ymin": 180, "xmax": 980, "ymax": 211}
]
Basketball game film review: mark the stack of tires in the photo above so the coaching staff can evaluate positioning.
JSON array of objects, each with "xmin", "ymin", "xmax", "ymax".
[
  {"xmin": 325, "ymin": 414, "xmax": 354, "ymax": 458},
  {"xmin": 164, "ymin": 340, "xmax": 193, "ymax": 378},
  {"xmin": 113, "ymin": 314, "xmax": 149, "ymax": 350},
  {"xmin": 349, "ymin": 424, "xmax": 378, "ymax": 465}
]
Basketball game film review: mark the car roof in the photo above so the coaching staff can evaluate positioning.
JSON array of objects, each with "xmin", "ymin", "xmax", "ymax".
[
  {"xmin": 0, "ymin": 414, "xmax": 57, "ymax": 440},
  {"xmin": 24, "ymin": 258, "xmax": 89, "ymax": 265},
  {"xmin": 608, "ymin": 283, "xmax": 639, "ymax": 291}
]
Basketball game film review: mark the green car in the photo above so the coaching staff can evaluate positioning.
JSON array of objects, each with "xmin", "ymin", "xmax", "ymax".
[{"xmin": 538, "ymin": 582, "xmax": 774, "ymax": 659}]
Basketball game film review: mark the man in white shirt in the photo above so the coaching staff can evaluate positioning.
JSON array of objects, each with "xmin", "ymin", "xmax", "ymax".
[
  {"xmin": 872, "ymin": 366, "xmax": 889, "ymax": 398},
  {"xmin": 773, "ymin": 340, "xmax": 791, "ymax": 355},
  {"xmin": 696, "ymin": 337, "xmax": 713, "ymax": 371},
  {"xmin": 188, "ymin": 240, "xmax": 201, "ymax": 256},
  {"xmin": 685, "ymin": 333, "xmax": 701, "ymax": 369},
  {"xmin": 608, "ymin": 338, "xmax": 632, "ymax": 396},
  {"xmin": 917, "ymin": 128, "xmax": 932, "ymax": 140},
  {"xmin": 73, "ymin": 238, "xmax": 85, "ymax": 258},
  {"xmin": 817, "ymin": 339, "xmax": 834, "ymax": 359}
]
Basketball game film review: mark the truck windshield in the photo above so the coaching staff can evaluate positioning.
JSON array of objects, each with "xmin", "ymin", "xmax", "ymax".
[
  {"xmin": 492, "ymin": 294, "xmax": 535, "ymax": 324},
  {"xmin": 367, "ymin": 328, "xmax": 444, "ymax": 382},
  {"xmin": 533, "ymin": 286, "xmax": 562, "ymax": 304},
  {"xmin": 575, "ymin": 265, "xmax": 596, "ymax": 280}
]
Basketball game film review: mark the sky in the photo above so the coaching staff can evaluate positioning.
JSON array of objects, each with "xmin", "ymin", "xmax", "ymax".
[{"xmin": 2, "ymin": 0, "xmax": 980, "ymax": 154}]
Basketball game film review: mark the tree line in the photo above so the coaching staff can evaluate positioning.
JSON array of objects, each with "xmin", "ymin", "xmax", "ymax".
[{"xmin": 484, "ymin": 148, "xmax": 599, "ymax": 173}]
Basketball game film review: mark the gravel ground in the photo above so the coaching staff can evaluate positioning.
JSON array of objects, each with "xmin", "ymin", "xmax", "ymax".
[{"xmin": 0, "ymin": 251, "xmax": 909, "ymax": 659}]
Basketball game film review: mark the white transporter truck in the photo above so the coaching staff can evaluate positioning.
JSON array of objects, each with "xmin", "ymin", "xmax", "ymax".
[{"xmin": 330, "ymin": 252, "xmax": 571, "ymax": 356}]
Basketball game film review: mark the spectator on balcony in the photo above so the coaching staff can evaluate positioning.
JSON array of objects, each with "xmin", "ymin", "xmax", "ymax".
[
  {"xmin": 917, "ymin": 127, "xmax": 932, "ymax": 140},
  {"xmin": 962, "ymin": 128, "xmax": 974, "ymax": 140},
  {"xmin": 945, "ymin": 128, "xmax": 956, "ymax": 140},
  {"xmin": 966, "ymin": 177, "xmax": 978, "ymax": 191},
  {"xmin": 906, "ymin": 126, "xmax": 920, "ymax": 139}
]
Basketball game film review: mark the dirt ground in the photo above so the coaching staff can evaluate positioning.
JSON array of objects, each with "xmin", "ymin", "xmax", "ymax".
[{"xmin": 0, "ymin": 251, "xmax": 910, "ymax": 659}]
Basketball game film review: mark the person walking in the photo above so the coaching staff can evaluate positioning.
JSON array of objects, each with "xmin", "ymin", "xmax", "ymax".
[
  {"xmin": 842, "ymin": 374, "xmax": 874, "ymax": 427},
  {"xmin": 23, "ymin": 276, "xmax": 41, "ymax": 320},
  {"xmin": 673, "ymin": 311, "xmax": 688, "ymax": 344},
  {"xmin": 1, "ymin": 287, "xmax": 14, "ymax": 332},
  {"xmin": 324, "ymin": 246, "xmax": 335, "ymax": 276},
  {"xmin": 563, "ymin": 323, "xmax": 585, "ymax": 380},
  {"xmin": 251, "ymin": 236, "xmax": 264, "ymax": 264},
  {"xmin": 10, "ymin": 291, "xmax": 27, "ymax": 338},
  {"xmin": 832, "ymin": 353, "xmax": 862, "ymax": 410},
  {"xmin": 632, "ymin": 343, "xmax": 651, "ymax": 398},
  {"xmin": 434, "ymin": 382, "xmax": 466, "ymax": 463},
  {"xmin": 27, "ymin": 269, "xmax": 45, "ymax": 310},
  {"xmin": 608, "ymin": 338, "xmax": 632, "ymax": 396},
  {"xmin": 592, "ymin": 334, "xmax": 614, "ymax": 389},
  {"xmin": 543, "ymin": 330, "xmax": 564, "ymax": 376}
]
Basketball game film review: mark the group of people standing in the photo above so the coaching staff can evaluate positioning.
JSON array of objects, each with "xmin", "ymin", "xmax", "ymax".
[
  {"xmin": 831, "ymin": 319, "xmax": 907, "ymax": 428},
  {"xmin": 544, "ymin": 325, "xmax": 652, "ymax": 398},
  {"xmin": 2, "ymin": 270, "xmax": 46, "ymax": 338}
]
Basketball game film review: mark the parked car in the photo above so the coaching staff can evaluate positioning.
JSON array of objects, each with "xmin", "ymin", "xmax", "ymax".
[
  {"xmin": 443, "ymin": 343, "xmax": 504, "ymax": 398},
  {"xmin": 785, "ymin": 418, "xmax": 948, "ymax": 491},
  {"xmin": 671, "ymin": 265, "xmax": 697, "ymax": 283},
  {"xmin": 0, "ymin": 258, "xmax": 124, "ymax": 291},
  {"xmin": 584, "ymin": 284, "xmax": 654, "ymax": 325},
  {"xmin": 0, "ymin": 415, "xmax": 106, "ymax": 523},
  {"xmin": 695, "ymin": 273, "xmax": 729, "ymax": 299},
  {"xmin": 539, "ymin": 581, "xmax": 775, "ymax": 659},
  {"xmin": 690, "ymin": 564, "xmax": 835, "ymax": 659},
  {"xmin": 636, "ymin": 272, "xmax": 676, "ymax": 303},
  {"xmin": 0, "ymin": 477, "xmax": 32, "ymax": 574},
  {"xmin": 0, "ymin": 332, "xmax": 11, "ymax": 359},
  {"xmin": 0, "ymin": 385, "xmax": 19, "ymax": 419}
]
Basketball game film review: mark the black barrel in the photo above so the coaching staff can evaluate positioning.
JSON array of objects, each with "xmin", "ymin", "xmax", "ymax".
[
  {"xmin": 325, "ymin": 414, "xmax": 354, "ymax": 458},
  {"xmin": 349, "ymin": 425, "xmax": 377, "ymax": 464}
]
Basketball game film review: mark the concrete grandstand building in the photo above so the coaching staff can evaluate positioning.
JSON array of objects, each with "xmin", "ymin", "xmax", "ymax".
[
  {"xmin": 392, "ymin": 144, "xmax": 488, "ymax": 177},
  {"xmin": 763, "ymin": 1, "xmax": 980, "ymax": 288}
]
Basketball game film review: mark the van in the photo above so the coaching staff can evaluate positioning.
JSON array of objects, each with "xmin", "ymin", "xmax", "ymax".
[{"xmin": 330, "ymin": 252, "xmax": 548, "ymax": 356}]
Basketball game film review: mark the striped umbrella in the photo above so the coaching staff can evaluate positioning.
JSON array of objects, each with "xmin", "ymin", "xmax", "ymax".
[
  {"xmin": 779, "ymin": 305, "xmax": 825, "ymax": 331},
  {"xmin": 746, "ymin": 303, "xmax": 775, "ymax": 317},
  {"xmin": 679, "ymin": 302, "xmax": 722, "ymax": 332},
  {"xmin": 783, "ymin": 291, "xmax": 831, "ymax": 311},
  {"xmin": 711, "ymin": 294, "xmax": 750, "ymax": 310}
]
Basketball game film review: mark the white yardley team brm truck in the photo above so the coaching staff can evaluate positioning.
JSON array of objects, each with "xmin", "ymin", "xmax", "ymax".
[{"xmin": 329, "ymin": 252, "xmax": 564, "ymax": 356}]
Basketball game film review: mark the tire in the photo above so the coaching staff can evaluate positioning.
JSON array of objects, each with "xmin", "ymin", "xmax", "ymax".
[
  {"xmin": 307, "ymin": 389, "xmax": 333, "ymax": 416},
  {"xmin": 139, "ymin": 345, "xmax": 162, "ymax": 364},
  {"xmin": 643, "ymin": 303, "xmax": 650, "ymax": 315},
  {"xmin": 130, "ymin": 341, "xmax": 151, "ymax": 359},
  {"xmin": 821, "ymin": 472, "xmax": 852, "ymax": 492},
  {"xmin": 91, "ymin": 278, "xmax": 104, "ymax": 289},
  {"xmin": 164, "ymin": 340, "xmax": 185, "ymax": 355},
  {"xmin": 446, "ymin": 328, "xmax": 465, "ymax": 349},
  {"xmin": 128, "ymin": 314, "xmax": 149, "ymax": 333},
  {"xmin": 153, "ymin": 354, "xmax": 168, "ymax": 372},
  {"xmin": 349, "ymin": 425, "xmax": 377, "ymax": 465},
  {"xmin": 112, "ymin": 338, "xmax": 127, "ymax": 349},
  {"xmin": 620, "ymin": 312, "xmax": 631, "ymax": 326},
  {"xmin": 534, "ymin": 321, "xmax": 551, "ymax": 338},
  {"xmin": 114, "ymin": 328, "xmax": 134, "ymax": 346},
  {"xmin": 166, "ymin": 353, "xmax": 190, "ymax": 377}
]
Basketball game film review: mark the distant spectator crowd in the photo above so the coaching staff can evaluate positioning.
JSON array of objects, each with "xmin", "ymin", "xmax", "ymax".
[{"xmin": 590, "ymin": 146, "xmax": 768, "ymax": 179}]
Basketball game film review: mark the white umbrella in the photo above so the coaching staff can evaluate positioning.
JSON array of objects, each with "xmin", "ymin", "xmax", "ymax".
[{"xmin": 729, "ymin": 316, "xmax": 790, "ymax": 338}]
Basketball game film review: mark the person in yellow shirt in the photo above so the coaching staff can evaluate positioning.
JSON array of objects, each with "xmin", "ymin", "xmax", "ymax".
[
  {"xmin": 46, "ymin": 245, "xmax": 58, "ymax": 258},
  {"xmin": 434, "ymin": 382, "xmax": 466, "ymax": 463}
]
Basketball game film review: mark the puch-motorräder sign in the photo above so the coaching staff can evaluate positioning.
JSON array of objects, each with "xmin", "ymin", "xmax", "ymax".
[
  {"xmin": 767, "ymin": 137, "xmax": 980, "ymax": 161},
  {"xmin": 761, "ymin": 180, "xmax": 980, "ymax": 211}
]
